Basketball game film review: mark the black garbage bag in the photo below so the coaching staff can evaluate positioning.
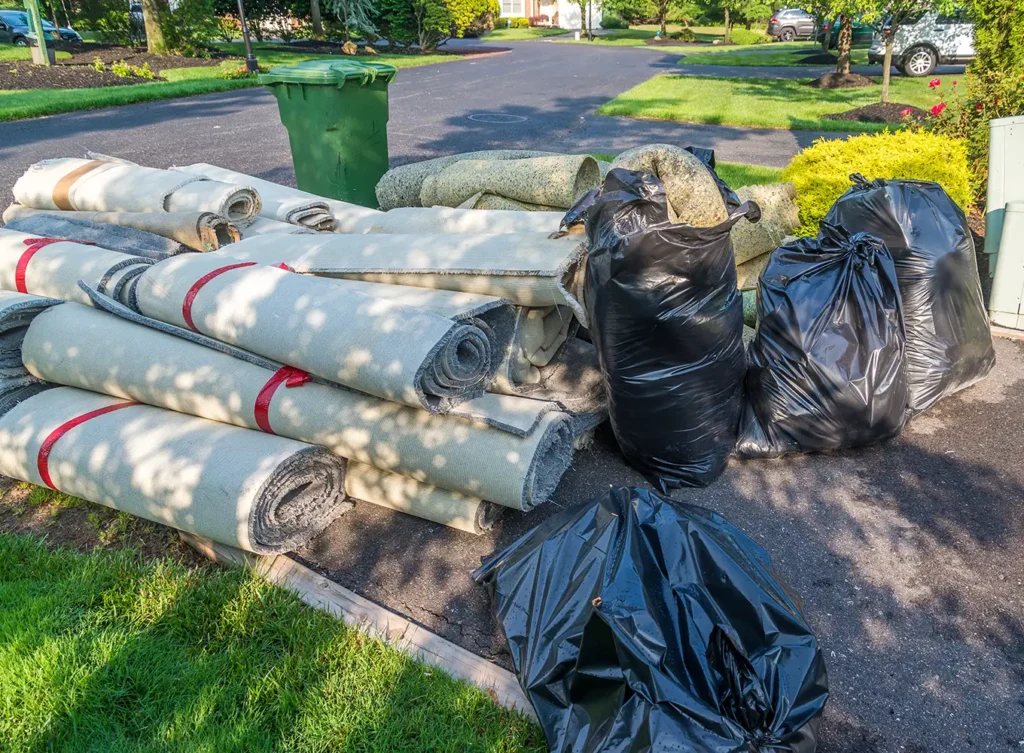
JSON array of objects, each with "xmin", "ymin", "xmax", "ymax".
[
  {"xmin": 584, "ymin": 168, "xmax": 759, "ymax": 489},
  {"xmin": 825, "ymin": 175, "xmax": 995, "ymax": 413},
  {"xmin": 473, "ymin": 487, "xmax": 830, "ymax": 753},
  {"xmin": 737, "ymin": 223, "xmax": 910, "ymax": 458}
]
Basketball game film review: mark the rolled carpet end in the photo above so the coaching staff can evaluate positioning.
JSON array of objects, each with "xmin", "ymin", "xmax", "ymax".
[{"xmin": 0, "ymin": 386, "xmax": 350, "ymax": 554}]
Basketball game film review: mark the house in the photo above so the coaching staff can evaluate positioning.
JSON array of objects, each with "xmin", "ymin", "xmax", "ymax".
[{"xmin": 498, "ymin": 0, "xmax": 602, "ymax": 30}]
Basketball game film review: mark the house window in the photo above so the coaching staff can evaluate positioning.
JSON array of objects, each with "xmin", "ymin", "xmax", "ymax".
[{"xmin": 502, "ymin": 0, "xmax": 524, "ymax": 16}]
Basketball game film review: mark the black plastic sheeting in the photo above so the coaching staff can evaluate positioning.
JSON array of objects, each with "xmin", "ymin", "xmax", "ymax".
[
  {"xmin": 583, "ymin": 168, "xmax": 758, "ymax": 488},
  {"xmin": 473, "ymin": 487, "xmax": 830, "ymax": 753},
  {"xmin": 737, "ymin": 223, "xmax": 910, "ymax": 459},
  {"xmin": 825, "ymin": 175, "xmax": 995, "ymax": 414}
]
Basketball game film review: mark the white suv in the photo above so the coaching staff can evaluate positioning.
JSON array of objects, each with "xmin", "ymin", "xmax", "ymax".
[{"xmin": 868, "ymin": 10, "xmax": 975, "ymax": 77}]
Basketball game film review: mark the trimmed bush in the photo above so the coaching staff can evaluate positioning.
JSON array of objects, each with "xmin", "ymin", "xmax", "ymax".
[
  {"xmin": 668, "ymin": 28, "xmax": 696, "ymax": 41},
  {"xmin": 781, "ymin": 130, "xmax": 972, "ymax": 236},
  {"xmin": 503, "ymin": 16, "xmax": 530, "ymax": 28},
  {"xmin": 600, "ymin": 12, "xmax": 628, "ymax": 29},
  {"xmin": 728, "ymin": 28, "xmax": 769, "ymax": 45}
]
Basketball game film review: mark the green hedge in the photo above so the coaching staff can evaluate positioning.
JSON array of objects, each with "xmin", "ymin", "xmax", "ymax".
[
  {"xmin": 728, "ymin": 28, "xmax": 770, "ymax": 45},
  {"xmin": 781, "ymin": 130, "xmax": 973, "ymax": 236},
  {"xmin": 600, "ymin": 12, "xmax": 628, "ymax": 29}
]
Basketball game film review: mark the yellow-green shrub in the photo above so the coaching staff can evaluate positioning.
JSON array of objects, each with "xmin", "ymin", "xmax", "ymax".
[{"xmin": 781, "ymin": 130, "xmax": 972, "ymax": 236}]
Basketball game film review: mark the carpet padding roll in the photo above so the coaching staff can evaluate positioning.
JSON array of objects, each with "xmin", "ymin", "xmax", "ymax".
[
  {"xmin": 0, "ymin": 228, "xmax": 150, "ymax": 305},
  {"xmin": 4, "ymin": 214, "xmax": 184, "ymax": 260},
  {"xmin": 3, "ymin": 205, "xmax": 241, "ymax": 252},
  {"xmin": 732, "ymin": 183, "xmax": 799, "ymax": 265},
  {"xmin": 132, "ymin": 254, "xmax": 496, "ymax": 411},
  {"xmin": 610, "ymin": 145, "xmax": 728, "ymax": 226},
  {"xmin": 13, "ymin": 158, "xmax": 261, "ymax": 226},
  {"xmin": 375, "ymin": 150, "xmax": 555, "ymax": 210},
  {"xmin": 0, "ymin": 290, "xmax": 61, "ymax": 377},
  {"xmin": 0, "ymin": 385, "xmax": 349, "ymax": 553},
  {"xmin": 353, "ymin": 207, "xmax": 565, "ymax": 235},
  {"xmin": 24, "ymin": 302, "xmax": 574, "ymax": 510},
  {"xmin": 419, "ymin": 155, "xmax": 602, "ymax": 210},
  {"xmin": 214, "ymin": 232, "xmax": 588, "ymax": 315}
]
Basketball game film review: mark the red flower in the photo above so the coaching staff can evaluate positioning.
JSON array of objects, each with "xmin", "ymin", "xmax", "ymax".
[
  {"xmin": 929, "ymin": 78, "xmax": 941, "ymax": 88},
  {"xmin": 976, "ymin": 103, "xmax": 984, "ymax": 111},
  {"xmin": 930, "ymin": 102, "xmax": 947, "ymax": 116},
  {"xmin": 952, "ymin": 80, "xmax": 958, "ymax": 86},
  {"xmin": 900, "ymin": 107, "xmax": 913, "ymax": 117}
]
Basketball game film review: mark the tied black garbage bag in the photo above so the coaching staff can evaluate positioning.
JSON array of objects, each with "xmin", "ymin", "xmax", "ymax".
[
  {"xmin": 584, "ymin": 168, "xmax": 758, "ymax": 489},
  {"xmin": 473, "ymin": 487, "xmax": 830, "ymax": 753},
  {"xmin": 737, "ymin": 223, "xmax": 910, "ymax": 459},
  {"xmin": 825, "ymin": 175, "xmax": 995, "ymax": 413}
]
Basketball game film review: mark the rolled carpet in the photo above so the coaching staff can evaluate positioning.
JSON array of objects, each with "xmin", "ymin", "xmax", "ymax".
[
  {"xmin": 731, "ymin": 183, "xmax": 800, "ymax": 265},
  {"xmin": 346, "ymin": 462, "xmax": 497, "ymax": 535},
  {"xmin": 459, "ymin": 193, "xmax": 561, "ymax": 212},
  {"xmin": 132, "ymin": 254, "xmax": 496, "ymax": 412},
  {"xmin": 0, "ymin": 228, "xmax": 150, "ymax": 306},
  {"xmin": 2, "ymin": 204, "xmax": 241, "ymax": 252},
  {"xmin": 610, "ymin": 145, "xmax": 728, "ymax": 227},
  {"xmin": 419, "ymin": 155, "xmax": 602, "ymax": 210},
  {"xmin": 736, "ymin": 252, "xmax": 771, "ymax": 291},
  {"xmin": 0, "ymin": 385, "xmax": 349, "ymax": 554},
  {"xmin": 375, "ymin": 150, "xmax": 556, "ymax": 210},
  {"xmin": 353, "ymin": 207, "xmax": 565, "ymax": 235},
  {"xmin": 0, "ymin": 290, "xmax": 61, "ymax": 377},
  {"xmin": 213, "ymin": 232, "xmax": 588, "ymax": 317},
  {"xmin": 4, "ymin": 214, "xmax": 185, "ymax": 260},
  {"xmin": 175, "ymin": 164, "xmax": 382, "ymax": 233},
  {"xmin": 24, "ymin": 301, "xmax": 575, "ymax": 510},
  {"xmin": 238, "ymin": 217, "xmax": 318, "ymax": 238},
  {"xmin": 12, "ymin": 158, "xmax": 261, "ymax": 226}
]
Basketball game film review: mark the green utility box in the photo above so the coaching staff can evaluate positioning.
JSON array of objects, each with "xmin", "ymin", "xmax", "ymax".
[{"xmin": 260, "ymin": 59, "xmax": 397, "ymax": 208}]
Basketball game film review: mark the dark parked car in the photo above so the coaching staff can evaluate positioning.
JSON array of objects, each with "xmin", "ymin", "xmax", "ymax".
[
  {"xmin": 0, "ymin": 9, "xmax": 82, "ymax": 46},
  {"xmin": 818, "ymin": 17, "xmax": 874, "ymax": 48},
  {"xmin": 767, "ymin": 8, "xmax": 817, "ymax": 41}
]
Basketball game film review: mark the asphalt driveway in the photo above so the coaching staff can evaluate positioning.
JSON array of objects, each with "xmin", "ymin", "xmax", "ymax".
[{"xmin": 0, "ymin": 40, "xmax": 842, "ymax": 196}]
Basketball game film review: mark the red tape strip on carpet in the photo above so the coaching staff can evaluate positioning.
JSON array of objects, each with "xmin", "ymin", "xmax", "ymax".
[
  {"xmin": 181, "ymin": 262, "xmax": 257, "ymax": 332},
  {"xmin": 254, "ymin": 366, "xmax": 312, "ymax": 434},
  {"xmin": 37, "ymin": 401, "xmax": 140, "ymax": 490}
]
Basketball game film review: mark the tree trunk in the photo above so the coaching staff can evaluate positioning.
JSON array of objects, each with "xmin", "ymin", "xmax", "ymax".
[
  {"xmin": 723, "ymin": 6, "xmax": 730, "ymax": 44},
  {"xmin": 141, "ymin": 0, "xmax": 170, "ymax": 54},
  {"xmin": 836, "ymin": 14, "xmax": 852, "ymax": 74},
  {"xmin": 881, "ymin": 36, "xmax": 894, "ymax": 103},
  {"xmin": 310, "ymin": 0, "xmax": 324, "ymax": 39},
  {"xmin": 745, "ymin": 20, "xmax": 751, "ymax": 30},
  {"xmin": 659, "ymin": 0, "xmax": 667, "ymax": 37}
]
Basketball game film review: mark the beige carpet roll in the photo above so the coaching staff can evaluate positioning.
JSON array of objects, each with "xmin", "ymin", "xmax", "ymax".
[
  {"xmin": 0, "ymin": 228, "xmax": 149, "ymax": 305},
  {"xmin": 214, "ymin": 232, "xmax": 588, "ymax": 316},
  {"xmin": 175, "ymin": 164, "xmax": 384, "ymax": 233},
  {"xmin": 0, "ymin": 385, "xmax": 349, "ymax": 554},
  {"xmin": 24, "ymin": 302, "xmax": 574, "ymax": 510},
  {"xmin": 610, "ymin": 144, "xmax": 728, "ymax": 226},
  {"xmin": 353, "ymin": 207, "xmax": 565, "ymax": 235},
  {"xmin": 133, "ymin": 254, "xmax": 497, "ymax": 411},
  {"xmin": 238, "ymin": 217, "xmax": 318, "ymax": 238},
  {"xmin": 2, "ymin": 205, "xmax": 241, "ymax": 252},
  {"xmin": 346, "ymin": 462, "xmax": 496, "ymax": 534},
  {"xmin": 375, "ymin": 150, "xmax": 555, "ymax": 210},
  {"xmin": 732, "ymin": 183, "xmax": 799, "ymax": 265},
  {"xmin": 420, "ymin": 155, "xmax": 602, "ymax": 210},
  {"xmin": 12, "ymin": 158, "xmax": 261, "ymax": 226}
]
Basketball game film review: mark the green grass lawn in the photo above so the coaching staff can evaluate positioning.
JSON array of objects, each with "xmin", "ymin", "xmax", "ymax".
[
  {"xmin": 0, "ymin": 46, "xmax": 71, "ymax": 61},
  {"xmin": 0, "ymin": 532, "xmax": 543, "ymax": 752},
  {"xmin": 482, "ymin": 26, "xmax": 568, "ymax": 41},
  {"xmin": 681, "ymin": 45, "xmax": 870, "ymax": 66},
  {"xmin": 598, "ymin": 74, "xmax": 941, "ymax": 132},
  {"xmin": 0, "ymin": 44, "xmax": 457, "ymax": 122}
]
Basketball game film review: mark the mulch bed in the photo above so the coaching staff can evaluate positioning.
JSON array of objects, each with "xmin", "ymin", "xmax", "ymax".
[
  {"xmin": 0, "ymin": 61, "xmax": 163, "ymax": 90},
  {"xmin": 0, "ymin": 43, "xmax": 235, "ymax": 91},
  {"xmin": 822, "ymin": 101, "xmax": 930, "ymax": 124},
  {"xmin": 58, "ymin": 42, "xmax": 231, "ymax": 68},
  {"xmin": 645, "ymin": 38, "xmax": 711, "ymax": 46},
  {"xmin": 279, "ymin": 40, "xmax": 506, "ymax": 56},
  {"xmin": 797, "ymin": 52, "xmax": 840, "ymax": 64},
  {"xmin": 808, "ymin": 71, "xmax": 877, "ymax": 88}
]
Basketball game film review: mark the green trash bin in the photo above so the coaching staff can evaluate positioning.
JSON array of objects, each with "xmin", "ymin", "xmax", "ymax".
[{"xmin": 260, "ymin": 59, "xmax": 397, "ymax": 209}]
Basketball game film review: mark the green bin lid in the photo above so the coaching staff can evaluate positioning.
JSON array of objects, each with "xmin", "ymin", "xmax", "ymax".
[{"xmin": 259, "ymin": 59, "xmax": 398, "ymax": 87}]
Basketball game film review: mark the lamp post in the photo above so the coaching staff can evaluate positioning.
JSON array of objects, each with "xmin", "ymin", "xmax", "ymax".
[{"xmin": 236, "ymin": 0, "xmax": 259, "ymax": 73}]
